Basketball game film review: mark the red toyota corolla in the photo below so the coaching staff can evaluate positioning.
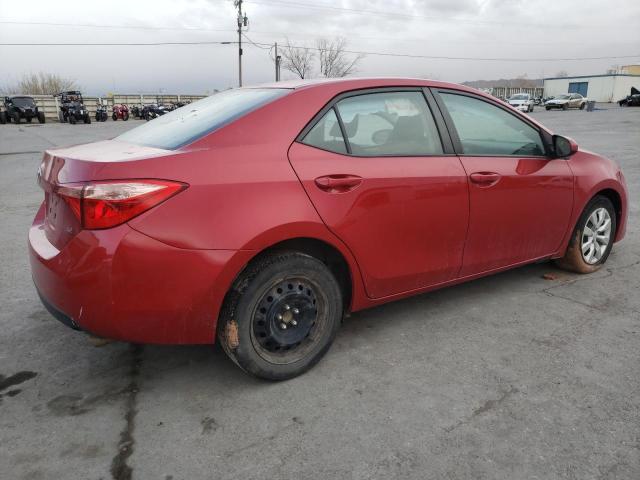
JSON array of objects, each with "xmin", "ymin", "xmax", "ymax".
[{"xmin": 29, "ymin": 78, "xmax": 628, "ymax": 380}]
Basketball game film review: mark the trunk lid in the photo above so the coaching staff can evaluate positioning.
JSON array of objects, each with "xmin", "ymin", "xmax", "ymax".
[{"xmin": 38, "ymin": 141, "xmax": 175, "ymax": 249}]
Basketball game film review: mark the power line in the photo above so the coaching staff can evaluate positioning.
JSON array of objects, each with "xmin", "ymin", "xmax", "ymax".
[
  {"xmin": 2, "ymin": 19, "xmax": 636, "ymax": 47},
  {"xmin": 0, "ymin": 19, "xmax": 234, "ymax": 32},
  {"xmin": 246, "ymin": 41, "xmax": 639, "ymax": 62},
  {"xmin": 0, "ymin": 41, "xmax": 236, "ymax": 46},
  {"xmin": 0, "ymin": 39, "xmax": 636, "ymax": 63}
]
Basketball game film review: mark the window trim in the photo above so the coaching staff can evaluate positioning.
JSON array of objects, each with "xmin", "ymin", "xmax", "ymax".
[
  {"xmin": 297, "ymin": 87, "xmax": 455, "ymax": 157},
  {"xmin": 430, "ymin": 88, "xmax": 554, "ymax": 158}
]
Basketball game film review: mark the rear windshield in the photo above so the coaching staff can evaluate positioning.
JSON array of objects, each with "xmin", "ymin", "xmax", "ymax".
[{"xmin": 116, "ymin": 88, "xmax": 289, "ymax": 149}]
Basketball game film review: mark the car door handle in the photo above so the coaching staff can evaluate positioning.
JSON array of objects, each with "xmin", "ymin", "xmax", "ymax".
[
  {"xmin": 314, "ymin": 175, "xmax": 363, "ymax": 193},
  {"xmin": 469, "ymin": 172, "xmax": 501, "ymax": 187}
]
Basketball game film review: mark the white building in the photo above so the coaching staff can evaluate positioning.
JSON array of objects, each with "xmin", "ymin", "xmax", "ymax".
[{"xmin": 543, "ymin": 74, "xmax": 640, "ymax": 102}]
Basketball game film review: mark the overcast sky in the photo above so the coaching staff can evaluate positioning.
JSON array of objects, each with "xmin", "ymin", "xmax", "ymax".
[{"xmin": 0, "ymin": 0, "xmax": 638, "ymax": 95}]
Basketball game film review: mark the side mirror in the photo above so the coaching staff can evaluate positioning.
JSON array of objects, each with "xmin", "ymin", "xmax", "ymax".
[{"xmin": 553, "ymin": 135, "xmax": 578, "ymax": 157}]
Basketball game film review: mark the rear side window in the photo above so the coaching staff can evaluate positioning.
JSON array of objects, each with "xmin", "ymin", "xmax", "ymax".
[
  {"xmin": 116, "ymin": 88, "xmax": 289, "ymax": 149},
  {"xmin": 335, "ymin": 91, "xmax": 443, "ymax": 156},
  {"xmin": 301, "ymin": 108, "xmax": 347, "ymax": 154},
  {"xmin": 440, "ymin": 93, "xmax": 545, "ymax": 156}
]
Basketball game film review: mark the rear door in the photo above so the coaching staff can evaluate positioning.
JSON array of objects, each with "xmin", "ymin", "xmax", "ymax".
[
  {"xmin": 432, "ymin": 89, "xmax": 574, "ymax": 277},
  {"xmin": 288, "ymin": 88, "xmax": 469, "ymax": 299}
]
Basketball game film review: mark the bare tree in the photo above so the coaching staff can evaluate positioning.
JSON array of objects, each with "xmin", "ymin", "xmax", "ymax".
[
  {"xmin": 1, "ymin": 72, "xmax": 77, "ymax": 95},
  {"xmin": 280, "ymin": 38, "xmax": 315, "ymax": 79},
  {"xmin": 316, "ymin": 37, "xmax": 364, "ymax": 78},
  {"xmin": 555, "ymin": 70, "xmax": 569, "ymax": 78}
]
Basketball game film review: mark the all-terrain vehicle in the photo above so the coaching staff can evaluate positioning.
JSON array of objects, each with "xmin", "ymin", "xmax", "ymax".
[
  {"xmin": 112, "ymin": 104, "xmax": 130, "ymax": 121},
  {"xmin": 2, "ymin": 96, "xmax": 46, "ymax": 124},
  {"xmin": 95, "ymin": 102, "xmax": 108, "ymax": 122},
  {"xmin": 56, "ymin": 91, "xmax": 91, "ymax": 124}
]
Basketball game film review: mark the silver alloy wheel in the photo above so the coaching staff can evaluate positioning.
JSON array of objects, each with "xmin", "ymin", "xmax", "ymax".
[{"xmin": 581, "ymin": 207, "xmax": 612, "ymax": 264}]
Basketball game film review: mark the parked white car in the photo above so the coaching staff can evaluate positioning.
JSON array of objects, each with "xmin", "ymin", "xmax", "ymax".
[{"xmin": 507, "ymin": 93, "xmax": 535, "ymax": 113}]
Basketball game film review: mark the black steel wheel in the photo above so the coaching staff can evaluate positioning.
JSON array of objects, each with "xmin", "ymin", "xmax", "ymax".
[
  {"xmin": 218, "ymin": 251, "xmax": 343, "ymax": 380},
  {"xmin": 250, "ymin": 277, "xmax": 325, "ymax": 364}
]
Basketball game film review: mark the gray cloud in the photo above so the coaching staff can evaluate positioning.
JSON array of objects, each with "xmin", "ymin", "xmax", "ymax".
[{"xmin": 0, "ymin": 0, "xmax": 638, "ymax": 95}]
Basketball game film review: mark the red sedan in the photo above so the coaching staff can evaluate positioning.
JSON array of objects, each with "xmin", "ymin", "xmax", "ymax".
[{"xmin": 29, "ymin": 78, "xmax": 628, "ymax": 380}]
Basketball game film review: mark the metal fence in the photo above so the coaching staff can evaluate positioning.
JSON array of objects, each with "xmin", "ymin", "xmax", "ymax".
[
  {"xmin": 17, "ymin": 94, "xmax": 207, "ymax": 121},
  {"xmin": 482, "ymin": 86, "xmax": 545, "ymax": 99}
]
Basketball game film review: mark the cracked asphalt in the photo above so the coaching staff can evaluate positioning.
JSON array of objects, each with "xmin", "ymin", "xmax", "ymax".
[{"xmin": 1, "ymin": 105, "xmax": 638, "ymax": 480}]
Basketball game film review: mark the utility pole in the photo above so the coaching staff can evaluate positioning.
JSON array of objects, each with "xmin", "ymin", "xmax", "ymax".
[
  {"xmin": 274, "ymin": 42, "xmax": 281, "ymax": 81},
  {"xmin": 234, "ymin": 0, "xmax": 248, "ymax": 87}
]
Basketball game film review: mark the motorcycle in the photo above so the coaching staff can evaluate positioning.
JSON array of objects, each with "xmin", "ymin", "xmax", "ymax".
[
  {"xmin": 112, "ymin": 104, "xmax": 130, "ymax": 121},
  {"xmin": 95, "ymin": 103, "xmax": 108, "ymax": 122},
  {"xmin": 143, "ymin": 104, "xmax": 171, "ymax": 121}
]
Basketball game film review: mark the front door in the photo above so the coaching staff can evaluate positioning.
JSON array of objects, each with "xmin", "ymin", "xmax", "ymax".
[
  {"xmin": 435, "ymin": 90, "xmax": 574, "ymax": 277},
  {"xmin": 288, "ymin": 89, "xmax": 469, "ymax": 299}
]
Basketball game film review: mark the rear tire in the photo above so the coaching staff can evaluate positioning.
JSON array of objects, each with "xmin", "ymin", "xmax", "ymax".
[
  {"xmin": 0, "ymin": 112, "xmax": 6, "ymax": 124},
  {"xmin": 217, "ymin": 251, "xmax": 343, "ymax": 380},
  {"xmin": 12, "ymin": 112, "xmax": 20, "ymax": 123},
  {"xmin": 123, "ymin": 112, "xmax": 129, "ymax": 121},
  {"xmin": 84, "ymin": 114, "xmax": 91, "ymax": 124},
  {"xmin": 70, "ymin": 115, "xmax": 77, "ymax": 124},
  {"xmin": 562, "ymin": 103, "xmax": 568, "ymax": 110},
  {"xmin": 554, "ymin": 196, "xmax": 616, "ymax": 274},
  {"xmin": 580, "ymin": 102, "xmax": 586, "ymax": 110},
  {"xmin": 545, "ymin": 106, "xmax": 551, "ymax": 111}
]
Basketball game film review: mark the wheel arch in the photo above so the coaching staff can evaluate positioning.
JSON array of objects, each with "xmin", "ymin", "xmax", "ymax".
[
  {"xmin": 226, "ymin": 235, "xmax": 362, "ymax": 319},
  {"xmin": 592, "ymin": 187, "xmax": 624, "ymax": 241}
]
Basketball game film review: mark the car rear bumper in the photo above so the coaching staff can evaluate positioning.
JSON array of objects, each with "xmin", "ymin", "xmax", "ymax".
[{"xmin": 29, "ymin": 202, "xmax": 254, "ymax": 344}]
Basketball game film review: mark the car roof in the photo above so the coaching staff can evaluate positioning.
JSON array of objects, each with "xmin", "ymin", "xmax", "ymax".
[{"xmin": 252, "ymin": 76, "xmax": 481, "ymax": 94}]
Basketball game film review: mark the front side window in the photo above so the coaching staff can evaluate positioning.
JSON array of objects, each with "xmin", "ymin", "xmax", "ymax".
[
  {"xmin": 440, "ymin": 93, "xmax": 545, "ymax": 156},
  {"xmin": 301, "ymin": 108, "xmax": 347, "ymax": 154},
  {"xmin": 116, "ymin": 88, "xmax": 289, "ymax": 150},
  {"xmin": 332, "ymin": 91, "xmax": 443, "ymax": 156}
]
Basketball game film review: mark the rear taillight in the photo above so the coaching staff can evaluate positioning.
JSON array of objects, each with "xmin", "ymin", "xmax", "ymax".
[{"xmin": 55, "ymin": 179, "xmax": 187, "ymax": 229}]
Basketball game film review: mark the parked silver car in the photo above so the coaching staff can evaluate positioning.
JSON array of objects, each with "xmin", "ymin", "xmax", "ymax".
[{"xmin": 545, "ymin": 93, "xmax": 588, "ymax": 110}]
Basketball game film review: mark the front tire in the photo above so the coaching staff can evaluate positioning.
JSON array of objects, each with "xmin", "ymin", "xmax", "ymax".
[
  {"xmin": 555, "ymin": 196, "xmax": 616, "ymax": 274},
  {"xmin": 12, "ymin": 112, "xmax": 20, "ymax": 123},
  {"xmin": 562, "ymin": 103, "xmax": 568, "ymax": 110},
  {"xmin": 218, "ymin": 251, "xmax": 343, "ymax": 380},
  {"xmin": 546, "ymin": 106, "xmax": 551, "ymax": 111},
  {"xmin": 37, "ymin": 112, "xmax": 45, "ymax": 123},
  {"xmin": 580, "ymin": 102, "xmax": 586, "ymax": 110}
]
